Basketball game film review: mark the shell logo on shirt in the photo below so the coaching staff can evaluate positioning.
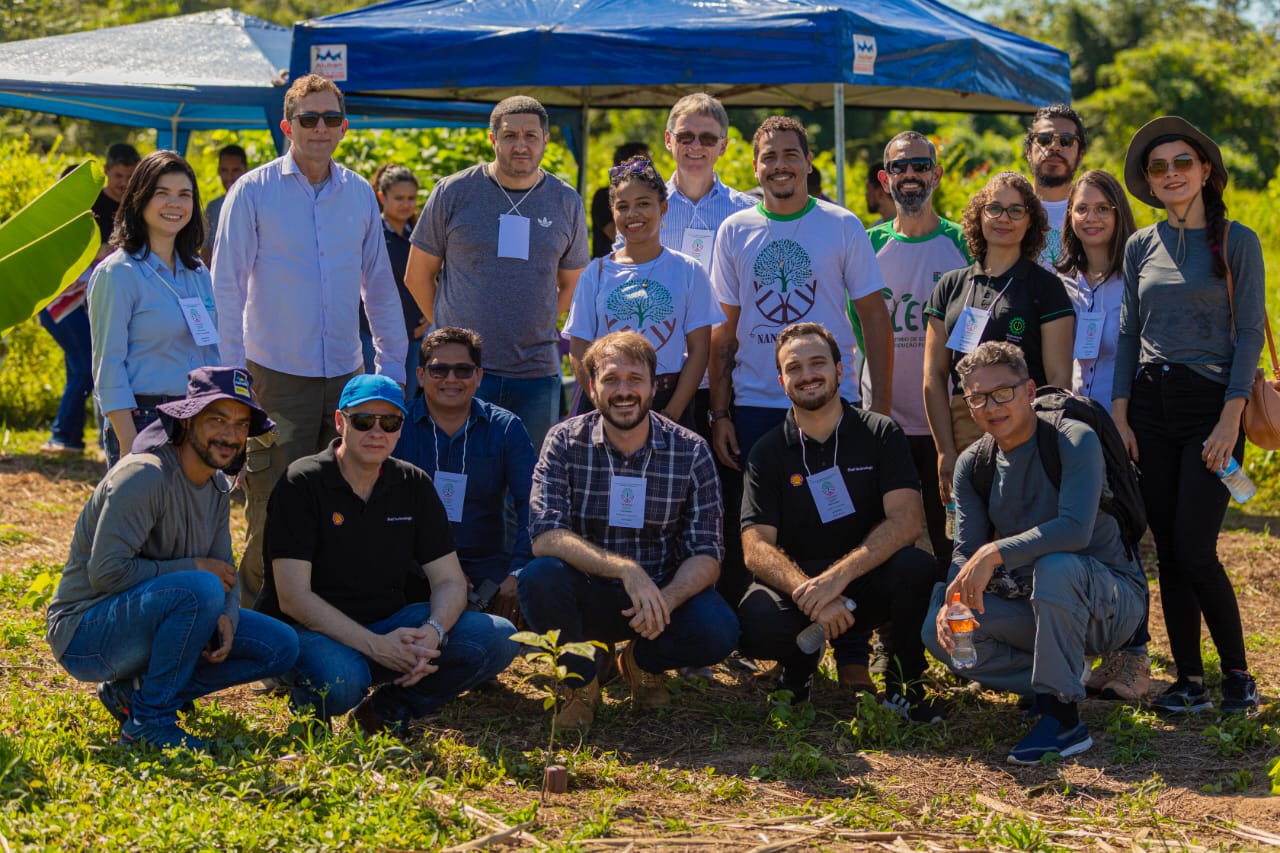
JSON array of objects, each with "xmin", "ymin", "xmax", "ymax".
[
  {"xmin": 790, "ymin": 474, "xmax": 804, "ymax": 487},
  {"xmin": 751, "ymin": 238, "xmax": 817, "ymax": 325},
  {"xmin": 331, "ymin": 512, "xmax": 344, "ymax": 526},
  {"xmin": 605, "ymin": 280, "xmax": 677, "ymax": 350}
]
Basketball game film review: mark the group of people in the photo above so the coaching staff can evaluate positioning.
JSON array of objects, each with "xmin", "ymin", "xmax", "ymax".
[{"xmin": 41, "ymin": 75, "xmax": 1265, "ymax": 765}]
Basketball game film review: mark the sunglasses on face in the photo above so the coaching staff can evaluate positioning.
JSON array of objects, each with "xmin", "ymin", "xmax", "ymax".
[
  {"xmin": 293, "ymin": 112, "xmax": 345, "ymax": 129},
  {"xmin": 885, "ymin": 157, "xmax": 935, "ymax": 175},
  {"xmin": 1071, "ymin": 203, "xmax": 1116, "ymax": 218},
  {"xmin": 964, "ymin": 383, "xmax": 1024, "ymax": 409},
  {"xmin": 424, "ymin": 362, "xmax": 478, "ymax": 380},
  {"xmin": 982, "ymin": 203, "xmax": 1028, "ymax": 221},
  {"xmin": 343, "ymin": 411, "xmax": 404, "ymax": 432},
  {"xmin": 1145, "ymin": 154, "xmax": 1198, "ymax": 177},
  {"xmin": 673, "ymin": 131, "xmax": 722, "ymax": 147},
  {"xmin": 1032, "ymin": 132, "xmax": 1079, "ymax": 149}
]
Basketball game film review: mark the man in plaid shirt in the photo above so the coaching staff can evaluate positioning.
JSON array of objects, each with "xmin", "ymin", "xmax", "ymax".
[{"xmin": 519, "ymin": 331, "xmax": 739, "ymax": 729}]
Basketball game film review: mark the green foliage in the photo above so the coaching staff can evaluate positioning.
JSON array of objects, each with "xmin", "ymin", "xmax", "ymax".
[
  {"xmin": 18, "ymin": 569, "xmax": 57, "ymax": 612},
  {"xmin": 748, "ymin": 741, "xmax": 837, "ymax": 781},
  {"xmin": 1268, "ymin": 755, "xmax": 1280, "ymax": 795},
  {"xmin": 841, "ymin": 690, "xmax": 947, "ymax": 751},
  {"xmin": 0, "ymin": 316, "xmax": 65, "ymax": 428},
  {"xmin": 1200, "ymin": 769, "xmax": 1254, "ymax": 793},
  {"xmin": 1103, "ymin": 704, "xmax": 1160, "ymax": 763},
  {"xmin": 1202, "ymin": 708, "xmax": 1280, "ymax": 757}
]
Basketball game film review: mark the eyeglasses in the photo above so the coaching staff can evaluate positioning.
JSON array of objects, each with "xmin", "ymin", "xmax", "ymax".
[
  {"xmin": 673, "ymin": 131, "xmax": 722, "ymax": 147},
  {"xmin": 1071, "ymin": 203, "xmax": 1116, "ymax": 218},
  {"xmin": 293, "ymin": 112, "xmax": 345, "ymax": 129},
  {"xmin": 423, "ymin": 362, "xmax": 478, "ymax": 380},
  {"xmin": 982, "ymin": 203, "xmax": 1028, "ymax": 221},
  {"xmin": 885, "ymin": 157, "xmax": 935, "ymax": 175},
  {"xmin": 1031, "ymin": 132, "xmax": 1079, "ymax": 149},
  {"xmin": 963, "ymin": 383, "xmax": 1025, "ymax": 409},
  {"xmin": 343, "ymin": 411, "xmax": 404, "ymax": 432},
  {"xmin": 1145, "ymin": 154, "xmax": 1198, "ymax": 177},
  {"xmin": 608, "ymin": 159, "xmax": 659, "ymax": 180}
]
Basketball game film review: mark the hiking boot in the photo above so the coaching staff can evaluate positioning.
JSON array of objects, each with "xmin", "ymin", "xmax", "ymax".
[
  {"xmin": 1220, "ymin": 670, "xmax": 1260, "ymax": 714},
  {"xmin": 119, "ymin": 717, "xmax": 207, "ymax": 751},
  {"xmin": 349, "ymin": 695, "xmax": 386, "ymax": 736},
  {"xmin": 97, "ymin": 679, "xmax": 133, "ymax": 726},
  {"xmin": 868, "ymin": 636, "xmax": 894, "ymax": 677},
  {"xmin": 618, "ymin": 643, "xmax": 670, "ymax": 709},
  {"xmin": 1150, "ymin": 678, "xmax": 1213, "ymax": 714},
  {"xmin": 1085, "ymin": 652, "xmax": 1124, "ymax": 695},
  {"xmin": 838, "ymin": 663, "xmax": 876, "ymax": 695},
  {"xmin": 554, "ymin": 677, "xmax": 600, "ymax": 730},
  {"xmin": 1007, "ymin": 716, "xmax": 1092, "ymax": 765},
  {"xmin": 1100, "ymin": 651, "xmax": 1151, "ymax": 702}
]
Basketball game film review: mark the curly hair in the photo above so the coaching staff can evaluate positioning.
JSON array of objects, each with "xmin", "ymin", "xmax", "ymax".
[
  {"xmin": 607, "ymin": 156, "xmax": 668, "ymax": 205},
  {"xmin": 752, "ymin": 115, "xmax": 810, "ymax": 159},
  {"xmin": 960, "ymin": 171, "xmax": 1048, "ymax": 264},
  {"xmin": 1056, "ymin": 169, "xmax": 1136, "ymax": 281}
]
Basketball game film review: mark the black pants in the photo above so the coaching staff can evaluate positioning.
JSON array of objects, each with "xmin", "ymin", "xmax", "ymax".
[
  {"xmin": 737, "ymin": 547, "xmax": 936, "ymax": 691},
  {"xmin": 1130, "ymin": 363, "xmax": 1247, "ymax": 677},
  {"xmin": 907, "ymin": 432, "xmax": 953, "ymax": 575}
]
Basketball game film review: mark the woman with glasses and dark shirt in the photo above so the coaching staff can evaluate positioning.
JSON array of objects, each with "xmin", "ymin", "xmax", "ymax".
[
  {"xmin": 1111, "ymin": 117, "xmax": 1265, "ymax": 715},
  {"xmin": 88, "ymin": 150, "xmax": 219, "ymax": 467},
  {"xmin": 922, "ymin": 171, "xmax": 1074, "ymax": 516},
  {"xmin": 564, "ymin": 157, "xmax": 723, "ymax": 428}
]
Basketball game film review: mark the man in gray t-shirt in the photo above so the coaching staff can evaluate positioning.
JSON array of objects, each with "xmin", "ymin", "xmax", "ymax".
[
  {"xmin": 924, "ymin": 342, "xmax": 1145, "ymax": 766},
  {"xmin": 406, "ymin": 96, "xmax": 589, "ymax": 451}
]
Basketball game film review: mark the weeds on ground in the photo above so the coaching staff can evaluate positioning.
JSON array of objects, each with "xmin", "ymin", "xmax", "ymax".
[
  {"xmin": 1103, "ymin": 704, "xmax": 1160, "ymax": 763},
  {"xmin": 1202, "ymin": 706, "xmax": 1280, "ymax": 757}
]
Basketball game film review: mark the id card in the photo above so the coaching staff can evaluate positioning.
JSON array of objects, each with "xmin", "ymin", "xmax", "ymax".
[
  {"xmin": 432, "ymin": 471, "xmax": 467, "ymax": 523},
  {"xmin": 680, "ymin": 227, "xmax": 715, "ymax": 269},
  {"xmin": 497, "ymin": 214, "xmax": 530, "ymax": 260},
  {"xmin": 608, "ymin": 475, "xmax": 647, "ymax": 529},
  {"xmin": 1073, "ymin": 310, "xmax": 1104, "ymax": 360},
  {"xmin": 178, "ymin": 296, "xmax": 220, "ymax": 347},
  {"xmin": 806, "ymin": 466, "xmax": 855, "ymax": 523},
  {"xmin": 945, "ymin": 305, "xmax": 990, "ymax": 354}
]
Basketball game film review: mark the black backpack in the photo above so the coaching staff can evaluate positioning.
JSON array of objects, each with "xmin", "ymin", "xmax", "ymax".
[{"xmin": 969, "ymin": 386, "xmax": 1147, "ymax": 559}]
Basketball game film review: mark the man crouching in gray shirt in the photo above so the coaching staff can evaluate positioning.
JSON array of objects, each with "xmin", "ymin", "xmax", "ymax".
[
  {"xmin": 923, "ymin": 342, "xmax": 1146, "ymax": 765},
  {"xmin": 45, "ymin": 367, "xmax": 298, "ymax": 750}
]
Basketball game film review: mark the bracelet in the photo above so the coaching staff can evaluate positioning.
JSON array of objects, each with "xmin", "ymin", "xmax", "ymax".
[{"xmin": 425, "ymin": 617, "xmax": 449, "ymax": 649}]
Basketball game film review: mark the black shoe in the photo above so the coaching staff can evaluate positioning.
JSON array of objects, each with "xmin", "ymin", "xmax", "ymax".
[
  {"xmin": 97, "ymin": 680, "xmax": 133, "ymax": 725},
  {"xmin": 1220, "ymin": 670, "xmax": 1260, "ymax": 714},
  {"xmin": 883, "ymin": 691, "xmax": 950, "ymax": 723},
  {"xmin": 776, "ymin": 669, "xmax": 813, "ymax": 704},
  {"xmin": 1150, "ymin": 678, "xmax": 1213, "ymax": 714}
]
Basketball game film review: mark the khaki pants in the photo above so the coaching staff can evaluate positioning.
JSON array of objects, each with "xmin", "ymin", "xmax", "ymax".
[
  {"xmin": 239, "ymin": 361, "xmax": 357, "ymax": 609},
  {"xmin": 949, "ymin": 394, "xmax": 986, "ymax": 455}
]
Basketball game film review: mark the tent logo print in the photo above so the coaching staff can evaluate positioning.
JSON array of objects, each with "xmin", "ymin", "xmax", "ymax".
[
  {"xmin": 853, "ymin": 34, "xmax": 877, "ymax": 76},
  {"xmin": 311, "ymin": 44, "xmax": 348, "ymax": 81}
]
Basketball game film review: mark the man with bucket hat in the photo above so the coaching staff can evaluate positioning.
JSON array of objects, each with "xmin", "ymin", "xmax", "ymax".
[{"xmin": 45, "ymin": 367, "xmax": 300, "ymax": 750}]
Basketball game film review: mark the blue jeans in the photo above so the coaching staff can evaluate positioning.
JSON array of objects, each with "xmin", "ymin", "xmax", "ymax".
[
  {"xmin": 102, "ymin": 406, "xmax": 163, "ymax": 469},
  {"xmin": 58, "ymin": 570, "xmax": 299, "ymax": 724},
  {"xmin": 283, "ymin": 604, "xmax": 518, "ymax": 724},
  {"xmin": 518, "ymin": 556, "xmax": 740, "ymax": 683},
  {"xmin": 477, "ymin": 373, "xmax": 561, "ymax": 455},
  {"xmin": 39, "ymin": 305, "xmax": 93, "ymax": 449}
]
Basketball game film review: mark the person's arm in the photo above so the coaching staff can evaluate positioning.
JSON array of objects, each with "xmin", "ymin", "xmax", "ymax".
[
  {"xmin": 568, "ymin": 337, "xmax": 592, "ymax": 407},
  {"xmin": 708, "ymin": 304, "xmax": 741, "ymax": 469},
  {"xmin": 360, "ymin": 192, "xmax": 409, "ymax": 385},
  {"xmin": 923, "ymin": 316, "xmax": 959, "ymax": 503},
  {"xmin": 743, "ymin": 524, "xmax": 856, "ymax": 638},
  {"xmin": 404, "ymin": 247, "xmax": 442, "ymax": 326},
  {"xmin": 210, "ymin": 181, "xmax": 255, "ymax": 368},
  {"xmin": 851, "ymin": 292, "xmax": 894, "ymax": 416},
  {"xmin": 557, "ymin": 266, "xmax": 584, "ymax": 316},
  {"xmin": 211, "ymin": 487, "xmax": 241, "ymax": 631},
  {"xmin": 663, "ymin": 325, "xmax": 709, "ymax": 422},
  {"xmin": 1112, "ymin": 243, "xmax": 1141, "ymax": 460},
  {"xmin": 532, "ymin": 528, "xmax": 671, "ymax": 632},
  {"xmin": 1041, "ymin": 315, "xmax": 1075, "ymax": 388},
  {"xmin": 1205, "ymin": 225, "xmax": 1266, "ymax": 472}
]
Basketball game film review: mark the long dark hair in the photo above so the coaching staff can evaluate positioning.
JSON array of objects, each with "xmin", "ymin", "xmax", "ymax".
[
  {"xmin": 960, "ymin": 171, "xmax": 1048, "ymax": 264},
  {"xmin": 111, "ymin": 150, "xmax": 204, "ymax": 270},
  {"xmin": 1143, "ymin": 134, "xmax": 1229, "ymax": 278},
  {"xmin": 1056, "ymin": 169, "xmax": 1137, "ymax": 281}
]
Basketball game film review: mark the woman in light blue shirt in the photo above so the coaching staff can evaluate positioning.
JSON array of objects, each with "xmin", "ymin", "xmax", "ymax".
[{"xmin": 88, "ymin": 151, "xmax": 220, "ymax": 466}]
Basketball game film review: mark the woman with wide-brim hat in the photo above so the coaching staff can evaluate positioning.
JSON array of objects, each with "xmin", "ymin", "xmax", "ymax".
[{"xmin": 1111, "ymin": 116, "xmax": 1266, "ymax": 715}]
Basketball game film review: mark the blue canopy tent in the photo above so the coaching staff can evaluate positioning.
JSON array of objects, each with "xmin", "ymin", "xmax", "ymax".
[
  {"xmin": 0, "ymin": 9, "xmax": 496, "ymax": 155},
  {"xmin": 290, "ymin": 0, "xmax": 1071, "ymax": 201}
]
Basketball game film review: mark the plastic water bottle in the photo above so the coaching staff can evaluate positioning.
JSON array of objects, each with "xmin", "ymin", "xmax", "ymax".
[
  {"xmin": 1217, "ymin": 456, "xmax": 1257, "ymax": 504},
  {"xmin": 796, "ymin": 599, "xmax": 856, "ymax": 654},
  {"xmin": 945, "ymin": 501, "xmax": 957, "ymax": 540},
  {"xmin": 946, "ymin": 593, "xmax": 977, "ymax": 670}
]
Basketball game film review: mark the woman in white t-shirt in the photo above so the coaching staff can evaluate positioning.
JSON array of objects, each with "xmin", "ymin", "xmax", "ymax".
[{"xmin": 565, "ymin": 157, "xmax": 723, "ymax": 427}]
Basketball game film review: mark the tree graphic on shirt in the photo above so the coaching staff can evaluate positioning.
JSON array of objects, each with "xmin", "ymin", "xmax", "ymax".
[
  {"xmin": 606, "ymin": 279, "xmax": 674, "ymax": 331},
  {"xmin": 752, "ymin": 239, "xmax": 817, "ymax": 325}
]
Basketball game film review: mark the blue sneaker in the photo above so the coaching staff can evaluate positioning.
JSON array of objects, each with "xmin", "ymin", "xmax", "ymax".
[
  {"xmin": 1007, "ymin": 716, "xmax": 1092, "ymax": 765},
  {"xmin": 119, "ymin": 717, "xmax": 208, "ymax": 751}
]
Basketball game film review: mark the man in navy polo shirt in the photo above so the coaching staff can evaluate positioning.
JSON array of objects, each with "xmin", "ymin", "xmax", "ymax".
[{"xmin": 258, "ymin": 374, "xmax": 518, "ymax": 734}]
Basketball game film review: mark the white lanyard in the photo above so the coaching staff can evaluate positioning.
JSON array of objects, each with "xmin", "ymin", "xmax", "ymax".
[
  {"xmin": 797, "ymin": 417, "xmax": 856, "ymax": 523},
  {"xmin": 431, "ymin": 416, "xmax": 469, "ymax": 476},
  {"xmin": 492, "ymin": 166, "xmax": 541, "ymax": 216},
  {"xmin": 966, "ymin": 273, "xmax": 1014, "ymax": 313}
]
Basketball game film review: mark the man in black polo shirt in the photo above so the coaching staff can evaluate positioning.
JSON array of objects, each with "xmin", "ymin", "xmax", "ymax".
[
  {"xmin": 258, "ymin": 374, "xmax": 518, "ymax": 733},
  {"xmin": 738, "ymin": 322, "xmax": 941, "ymax": 718}
]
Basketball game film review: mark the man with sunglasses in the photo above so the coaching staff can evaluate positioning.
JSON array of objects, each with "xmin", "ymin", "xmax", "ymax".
[
  {"xmin": 213, "ymin": 74, "xmax": 408, "ymax": 610},
  {"xmin": 405, "ymin": 96, "xmax": 589, "ymax": 456},
  {"xmin": 393, "ymin": 327, "xmax": 536, "ymax": 626},
  {"xmin": 258, "ymin": 374, "xmax": 518, "ymax": 735},
  {"xmin": 1022, "ymin": 104, "xmax": 1088, "ymax": 270},
  {"xmin": 923, "ymin": 341, "xmax": 1145, "ymax": 764}
]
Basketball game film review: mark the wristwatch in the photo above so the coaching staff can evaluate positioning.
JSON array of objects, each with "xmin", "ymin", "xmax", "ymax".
[
  {"xmin": 707, "ymin": 409, "xmax": 732, "ymax": 426},
  {"xmin": 425, "ymin": 618, "xmax": 449, "ymax": 649}
]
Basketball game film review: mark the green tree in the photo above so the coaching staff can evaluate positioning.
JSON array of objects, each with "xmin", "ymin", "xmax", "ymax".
[{"xmin": 606, "ymin": 281, "xmax": 674, "ymax": 329}]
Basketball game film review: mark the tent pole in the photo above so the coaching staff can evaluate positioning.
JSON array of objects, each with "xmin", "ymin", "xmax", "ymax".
[
  {"xmin": 577, "ymin": 99, "xmax": 589, "ymax": 199},
  {"xmin": 833, "ymin": 83, "xmax": 846, "ymax": 207}
]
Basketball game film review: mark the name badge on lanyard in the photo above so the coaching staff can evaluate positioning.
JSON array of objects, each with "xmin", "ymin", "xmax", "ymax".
[
  {"xmin": 178, "ymin": 297, "xmax": 220, "ymax": 347},
  {"xmin": 497, "ymin": 214, "xmax": 530, "ymax": 260},
  {"xmin": 608, "ymin": 475, "xmax": 647, "ymax": 529},
  {"xmin": 432, "ymin": 471, "xmax": 468, "ymax": 523},
  {"xmin": 1074, "ymin": 310, "xmax": 1104, "ymax": 360},
  {"xmin": 946, "ymin": 306, "xmax": 989, "ymax": 354},
  {"xmin": 681, "ymin": 227, "xmax": 715, "ymax": 269},
  {"xmin": 806, "ymin": 466, "xmax": 856, "ymax": 523}
]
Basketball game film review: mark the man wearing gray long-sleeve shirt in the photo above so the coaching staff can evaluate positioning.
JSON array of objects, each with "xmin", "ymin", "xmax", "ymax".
[
  {"xmin": 924, "ymin": 342, "xmax": 1145, "ymax": 765},
  {"xmin": 45, "ymin": 368, "xmax": 298, "ymax": 750}
]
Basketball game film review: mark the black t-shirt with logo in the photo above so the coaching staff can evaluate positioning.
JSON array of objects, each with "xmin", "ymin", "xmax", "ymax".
[{"xmin": 924, "ymin": 257, "xmax": 1074, "ymax": 394}]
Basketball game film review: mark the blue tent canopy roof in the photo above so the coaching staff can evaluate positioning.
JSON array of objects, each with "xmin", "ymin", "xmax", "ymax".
[{"xmin": 290, "ymin": 0, "xmax": 1070, "ymax": 112}]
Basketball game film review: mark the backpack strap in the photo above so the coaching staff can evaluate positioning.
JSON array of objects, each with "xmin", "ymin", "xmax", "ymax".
[
  {"xmin": 969, "ymin": 434, "xmax": 999, "ymax": 503},
  {"xmin": 1034, "ymin": 413, "xmax": 1063, "ymax": 490}
]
